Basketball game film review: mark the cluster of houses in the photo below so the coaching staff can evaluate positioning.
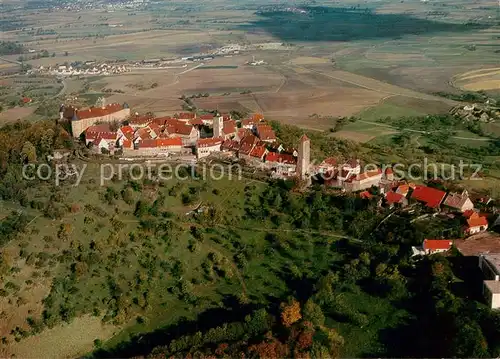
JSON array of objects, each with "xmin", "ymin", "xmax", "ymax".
[{"xmin": 31, "ymin": 63, "xmax": 130, "ymax": 77}]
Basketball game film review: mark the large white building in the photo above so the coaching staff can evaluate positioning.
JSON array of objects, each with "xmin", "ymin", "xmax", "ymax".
[
  {"xmin": 479, "ymin": 254, "xmax": 500, "ymax": 309},
  {"xmin": 196, "ymin": 138, "xmax": 223, "ymax": 159}
]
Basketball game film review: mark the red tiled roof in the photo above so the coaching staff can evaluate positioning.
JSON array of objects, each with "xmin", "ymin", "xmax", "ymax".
[
  {"xmin": 344, "ymin": 159, "xmax": 360, "ymax": 168},
  {"xmin": 237, "ymin": 128, "xmax": 251, "ymax": 138},
  {"xmin": 463, "ymin": 209, "xmax": 476, "ymax": 219},
  {"xmin": 122, "ymin": 139, "xmax": 133, "ymax": 148},
  {"xmin": 119, "ymin": 125, "xmax": 134, "ymax": 138},
  {"xmin": 320, "ymin": 157, "xmax": 337, "ymax": 167},
  {"xmin": 443, "ymin": 192, "xmax": 471, "ymax": 210},
  {"xmin": 135, "ymin": 127, "xmax": 153, "ymax": 140},
  {"xmin": 189, "ymin": 118, "xmax": 204, "ymax": 126},
  {"xmin": 385, "ymin": 167, "xmax": 393, "ymax": 174},
  {"xmin": 239, "ymin": 134, "xmax": 259, "ymax": 147},
  {"xmin": 94, "ymin": 134, "xmax": 115, "ymax": 144},
  {"xmin": 157, "ymin": 137, "xmax": 182, "ymax": 147},
  {"xmin": 396, "ymin": 184, "xmax": 410, "ymax": 196},
  {"xmin": 85, "ymin": 125, "xmax": 117, "ymax": 140},
  {"xmin": 355, "ymin": 169, "xmax": 382, "ymax": 181},
  {"xmin": 241, "ymin": 119, "xmax": 253, "ymax": 126},
  {"xmin": 410, "ymin": 185, "xmax": 447, "ymax": 208},
  {"xmin": 176, "ymin": 112, "xmax": 196, "ymax": 120},
  {"xmin": 129, "ymin": 113, "xmax": 154, "ymax": 125},
  {"xmin": 467, "ymin": 215, "xmax": 488, "ymax": 228},
  {"xmin": 359, "ymin": 191, "xmax": 373, "ymax": 199},
  {"xmin": 151, "ymin": 116, "xmax": 172, "ymax": 126},
  {"xmin": 147, "ymin": 123, "xmax": 162, "ymax": 135},
  {"xmin": 138, "ymin": 139, "xmax": 157, "ymax": 148},
  {"xmin": 252, "ymin": 113, "xmax": 264, "ymax": 122},
  {"xmin": 222, "ymin": 139, "xmax": 240, "ymax": 151},
  {"xmin": 423, "ymin": 239, "xmax": 452, "ymax": 251},
  {"xmin": 165, "ymin": 120, "xmax": 195, "ymax": 136},
  {"xmin": 223, "ymin": 120, "xmax": 237, "ymax": 135},
  {"xmin": 250, "ymin": 145, "xmax": 267, "ymax": 159},
  {"xmin": 256, "ymin": 124, "xmax": 276, "ymax": 141},
  {"xmin": 199, "ymin": 114, "xmax": 214, "ymax": 120},
  {"xmin": 76, "ymin": 103, "xmax": 124, "ymax": 120},
  {"xmin": 197, "ymin": 137, "xmax": 223, "ymax": 148},
  {"xmin": 265, "ymin": 152, "xmax": 297, "ymax": 165},
  {"xmin": 386, "ymin": 191, "xmax": 405, "ymax": 205},
  {"xmin": 22, "ymin": 97, "xmax": 32, "ymax": 103}
]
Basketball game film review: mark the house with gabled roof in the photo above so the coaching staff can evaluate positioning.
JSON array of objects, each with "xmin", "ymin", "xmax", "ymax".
[
  {"xmin": 464, "ymin": 211, "xmax": 489, "ymax": 235},
  {"xmin": 344, "ymin": 169, "xmax": 383, "ymax": 192},
  {"xmin": 84, "ymin": 125, "xmax": 117, "ymax": 146},
  {"xmin": 265, "ymin": 152, "xmax": 297, "ymax": 173},
  {"xmin": 423, "ymin": 239, "xmax": 453, "ymax": 255},
  {"xmin": 129, "ymin": 112, "xmax": 155, "ymax": 127},
  {"xmin": 164, "ymin": 120, "xmax": 199, "ymax": 146},
  {"xmin": 443, "ymin": 190, "xmax": 474, "ymax": 213},
  {"xmin": 196, "ymin": 137, "xmax": 223, "ymax": 159},
  {"xmin": 235, "ymin": 128, "xmax": 252, "ymax": 142},
  {"xmin": 318, "ymin": 157, "xmax": 338, "ymax": 174},
  {"xmin": 384, "ymin": 191, "xmax": 408, "ymax": 209},
  {"xmin": 238, "ymin": 134, "xmax": 260, "ymax": 160},
  {"xmin": 249, "ymin": 144, "xmax": 268, "ymax": 162},
  {"xmin": 410, "ymin": 185, "xmax": 447, "ymax": 210},
  {"xmin": 222, "ymin": 120, "xmax": 237, "ymax": 139},
  {"xmin": 241, "ymin": 118, "xmax": 256, "ymax": 130},
  {"xmin": 199, "ymin": 114, "xmax": 215, "ymax": 126},
  {"xmin": 176, "ymin": 112, "xmax": 196, "ymax": 122},
  {"xmin": 255, "ymin": 123, "xmax": 277, "ymax": 143},
  {"xmin": 221, "ymin": 139, "xmax": 240, "ymax": 153}
]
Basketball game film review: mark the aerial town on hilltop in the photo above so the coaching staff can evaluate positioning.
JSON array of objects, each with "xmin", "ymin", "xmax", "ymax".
[{"xmin": 58, "ymin": 99, "xmax": 500, "ymax": 310}]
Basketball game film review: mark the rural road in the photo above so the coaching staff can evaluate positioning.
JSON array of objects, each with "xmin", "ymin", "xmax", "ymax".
[
  {"xmin": 0, "ymin": 56, "xmax": 22, "ymax": 65},
  {"xmin": 52, "ymin": 78, "xmax": 67, "ymax": 99}
]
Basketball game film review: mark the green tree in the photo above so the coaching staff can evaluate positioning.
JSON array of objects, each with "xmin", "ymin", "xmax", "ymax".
[
  {"xmin": 20, "ymin": 141, "xmax": 37, "ymax": 163},
  {"xmin": 303, "ymin": 299, "xmax": 325, "ymax": 327}
]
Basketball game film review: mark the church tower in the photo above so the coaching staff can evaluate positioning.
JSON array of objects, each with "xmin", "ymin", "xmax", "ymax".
[
  {"xmin": 213, "ymin": 115, "xmax": 224, "ymax": 138},
  {"xmin": 297, "ymin": 134, "xmax": 310, "ymax": 180}
]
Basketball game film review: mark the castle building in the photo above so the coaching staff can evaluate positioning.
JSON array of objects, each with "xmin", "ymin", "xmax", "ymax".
[
  {"xmin": 297, "ymin": 134, "xmax": 310, "ymax": 180},
  {"xmin": 64, "ymin": 100, "xmax": 130, "ymax": 137}
]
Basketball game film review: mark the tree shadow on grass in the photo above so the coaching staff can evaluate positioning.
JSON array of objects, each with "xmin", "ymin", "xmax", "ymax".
[{"xmin": 91, "ymin": 296, "xmax": 258, "ymax": 359}]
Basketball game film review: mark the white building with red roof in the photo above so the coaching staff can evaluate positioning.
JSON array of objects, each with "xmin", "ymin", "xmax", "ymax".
[
  {"xmin": 464, "ymin": 211, "xmax": 489, "ymax": 235},
  {"xmin": 176, "ymin": 112, "xmax": 196, "ymax": 122},
  {"xmin": 443, "ymin": 190, "xmax": 474, "ymax": 213},
  {"xmin": 421, "ymin": 239, "xmax": 453, "ymax": 255},
  {"xmin": 222, "ymin": 120, "xmax": 237, "ymax": 139},
  {"xmin": 265, "ymin": 152, "xmax": 297, "ymax": 175},
  {"xmin": 384, "ymin": 191, "xmax": 408, "ymax": 208},
  {"xmin": 84, "ymin": 125, "xmax": 117, "ymax": 146},
  {"xmin": 344, "ymin": 169, "xmax": 383, "ymax": 192},
  {"xmin": 255, "ymin": 124, "xmax": 277, "ymax": 143},
  {"xmin": 249, "ymin": 144, "xmax": 268, "ymax": 162},
  {"xmin": 196, "ymin": 138, "xmax": 223, "ymax": 159},
  {"xmin": 164, "ymin": 120, "xmax": 199, "ymax": 146},
  {"xmin": 199, "ymin": 114, "xmax": 215, "ymax": 126},
  {"xmin": 66, "ymin": 102, "xmax": 130, "ymax": 138},
  {"xmin": 318, "ymin": 157, "xmax": 337, "ymax": 174}
]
